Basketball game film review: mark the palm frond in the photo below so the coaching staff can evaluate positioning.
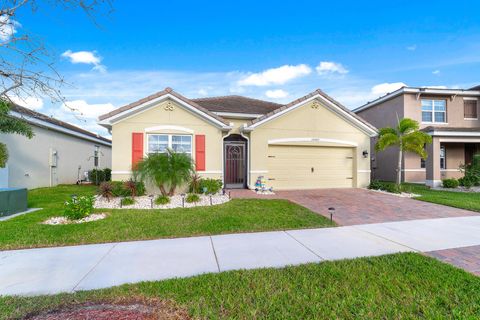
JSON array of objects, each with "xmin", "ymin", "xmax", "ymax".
[
  {"xmin": 375, "ymin": 132, "xmax": 399, "ymax": 151},
  {"xmin": 397, "ymin": 118, "xmax": 420, "ymax": 135}
]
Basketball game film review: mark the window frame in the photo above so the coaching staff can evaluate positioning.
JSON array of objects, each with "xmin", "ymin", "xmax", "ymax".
[
  {"xmin": 147, "ymin": 133, "xmax": 193, "ymax": 156},
  {"xmin": 463, "ymin": 98, "xmax": 478, "ymax": 120},
  {"xmin": 421, "ymin": 99, "xmax": 447, "ymax": 124}
]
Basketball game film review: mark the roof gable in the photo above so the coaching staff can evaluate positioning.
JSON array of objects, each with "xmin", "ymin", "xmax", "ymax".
[
  {"xmin": 244, "ymin": 89, "xmax": 377, "ymax": 136},
  {"xmin": 98, "ymin": 88, "xmax": 231, "ymax": 129}
]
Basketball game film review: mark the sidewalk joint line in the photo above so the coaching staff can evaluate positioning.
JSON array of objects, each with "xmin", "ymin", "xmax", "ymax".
[
  {"xmin": 209, "ymin": 236, "xmax": 221, "ymax": 272},
  {"xmin": 351, "ymin": 226, "xmax": 420, "ymax": 252},
  {"xmin": 283, "ymin": 230, "xmax": 325, "ymax": 260},
  {"xmin": 71, "ymin": 243, "xmax": 117, "ymax": 292}
]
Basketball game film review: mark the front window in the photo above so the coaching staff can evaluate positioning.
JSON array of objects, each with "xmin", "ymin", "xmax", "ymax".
[
  {"xmin": 148, "ymin": 134, "xmax": 192, "ymax": 156},
  {"xmin": 421, "ymin": 99, "xmax": 446, "ymax": 123},
  {"xmin": 440, "ymin": 146, "xmax": 446, "ymax": 169}
]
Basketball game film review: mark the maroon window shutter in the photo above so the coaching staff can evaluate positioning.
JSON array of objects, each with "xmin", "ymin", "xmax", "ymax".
[
  {"xmin": 195, "ymin": 135, "xmax": 206, "ymax": 171},
  {"xmin": 132, "ymin": 133, "xmax": 144, "ymax": 168}
]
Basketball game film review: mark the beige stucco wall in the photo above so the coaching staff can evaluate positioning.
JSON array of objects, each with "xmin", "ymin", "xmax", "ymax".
[
  {"xmin": 404, "ymin": 94, "xmax": 480, "ymax": 129},
  {"xmin": 111, "ymin": 99, "xmax": 224, "ymax": 182},
  {"xmin": 0, "ymin": 125, "xmax": 111, "ymax": 189},
  {"xmin": 248, "ymin": 100, "xmax": 372, "ymax": 189}
]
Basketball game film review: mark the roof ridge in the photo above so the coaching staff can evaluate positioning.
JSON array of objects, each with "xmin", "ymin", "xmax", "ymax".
[{"xmin": 192, "ymin": 95, "xmax": 283, "ymax": 105}]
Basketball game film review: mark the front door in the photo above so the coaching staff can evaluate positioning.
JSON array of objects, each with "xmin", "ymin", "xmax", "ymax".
[{"xmin": 224, "ymin": 142, "xmax": 246, "ymax": 188}]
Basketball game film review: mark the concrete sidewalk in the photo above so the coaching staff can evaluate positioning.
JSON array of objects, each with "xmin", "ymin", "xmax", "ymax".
[{"xmin": 2, "ymin": 215, "xmax": 480, "ymax": 296}]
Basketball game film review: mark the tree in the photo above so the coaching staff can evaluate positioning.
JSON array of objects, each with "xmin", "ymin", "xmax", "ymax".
[
  {"xmin": 375, "ymin": 117, "xmax": 432, "ymax": 185},
  {"xmin": 0, "ymin": 100, "xmax": 33, "ymax": 167},
  {"xmin": 134, "ymin": 150, "xmax": 194, "ymax": 196},
  {"xmin": 0, "ymin": 0, "xmax": 112, "ymax": 167}
]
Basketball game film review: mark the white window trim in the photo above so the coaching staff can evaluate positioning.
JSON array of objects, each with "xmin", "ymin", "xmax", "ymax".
[
  {"xmin": 421, "ymin": 99, "xmax": 447, "ymax": 124},
  {"xmin": 146, "ymin": 133, "xmax": 193, "ymax": 156}
]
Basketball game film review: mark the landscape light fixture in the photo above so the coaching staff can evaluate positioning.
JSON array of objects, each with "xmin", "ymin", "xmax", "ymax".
[{"xmin": 328, "ymin": 207, "xmax": 335, "ymax": 222}]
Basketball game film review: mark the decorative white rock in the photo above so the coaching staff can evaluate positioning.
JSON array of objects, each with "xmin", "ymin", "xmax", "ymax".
[{"xmin": 94, "ymin": 194, "xmax": 230, "ymax": 210}]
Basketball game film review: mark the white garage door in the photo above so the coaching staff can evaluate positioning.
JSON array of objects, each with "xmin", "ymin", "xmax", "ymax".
[{"xmin": 267, "ymin": 145, "xmax": 354, "ymax": 189}]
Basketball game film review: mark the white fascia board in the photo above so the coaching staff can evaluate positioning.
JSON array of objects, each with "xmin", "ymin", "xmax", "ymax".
[
  {"xmin": 428, "ymin": 131, "xmax": 480, "ymax": 137},
  {"xmin": 99, "ymin": 93, "xmax": 231, "ymax": 129},
  {"xmin": 11, "ymin": 111, "xmax": 111, "ymax": 146},
  {"xmin": 244, "ymin": 94, "xmax": 377, "ymax": 137},
  {"xmin": 354, "ymin": 87, "xmax": 480, "ymax": 113},
  {"xmin": 213, "ymin": 112, "xmax": 263, "ymax": 119}
]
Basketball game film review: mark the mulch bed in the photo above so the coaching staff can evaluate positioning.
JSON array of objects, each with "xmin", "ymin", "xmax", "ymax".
[{"xmin": 25, "ymin": 299, "xmax": 191, "ymax": 320}]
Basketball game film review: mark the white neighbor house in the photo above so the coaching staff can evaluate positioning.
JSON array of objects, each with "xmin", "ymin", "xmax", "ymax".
[{"xmin": 0, "ymin": 104, "xmax": 112, "ymax": 189}]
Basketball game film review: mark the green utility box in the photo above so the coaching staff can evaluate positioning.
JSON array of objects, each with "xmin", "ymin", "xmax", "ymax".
[{"xmin": 0, "ymin": 188, "xmax": 28, "ymax": 217}]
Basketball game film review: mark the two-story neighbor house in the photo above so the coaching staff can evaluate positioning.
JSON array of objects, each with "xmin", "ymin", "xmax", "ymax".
[{"xmin": 355, "ymin": 86, "xmax": 480, "ymax": 187}]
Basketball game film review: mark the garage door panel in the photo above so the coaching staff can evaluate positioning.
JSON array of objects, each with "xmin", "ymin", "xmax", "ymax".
[{"xmin": 267, "ymin": 145, "xmax": 354, "ymax": 189}]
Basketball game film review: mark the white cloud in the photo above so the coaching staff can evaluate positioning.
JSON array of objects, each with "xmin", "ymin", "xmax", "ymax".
[
  {"xmin": 316, "ymin": 61, "xmax": 349, "ymax": 76},
  {"xmin": 238, "ymin": 64, "xmax": 312, "ymax": 86},
  {"xmin": 0, "ymin": 15, "xmax": 20, "ymax": 42},
  {"xmin": 371, "ymin": 82, "xmax": 407, "ymax": 96},
  {"xmin": 61, "ymin": 50, "xmax": 106, "ymax": 72},
  {"xmin": 407, "ymin": 45, "xmax": 417, "ymax": 51},
  {"xmin": 61, "ymin": 100, "xmax": 115, "ymax": 120},
  {"xmin": 265, "ymin": 89, "xmax": 289, "ymax": 99},
  {"xmin": 432, "ymin": 70, "xmax": 440, "ymax": 75},
  {"xmin": 8, "ymin": 96, "xmax": 44, "ymax": 110},
  {"xmin": 197, "ymin": 88, "xmax": 209, "ymax": 96}
]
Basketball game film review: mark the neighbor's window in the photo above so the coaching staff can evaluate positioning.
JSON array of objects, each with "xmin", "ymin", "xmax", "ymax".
[
  {"xmin": 464, "ymin": 99, "xmax": 478, "ymax": 119},
  {"xmin": 421, "ymin": 99, "xmax": 446, "ymax": 123},
  {"xmin": 440, "ymin": 146, "xmax": 446, "ymax": 170},
  {"xmin": 420, "ymin": 144, "xmax": 426, "ymax": 168},
  {"xmin": 148, "ymin": 134, "xmax": 192, "ymax": 156}
]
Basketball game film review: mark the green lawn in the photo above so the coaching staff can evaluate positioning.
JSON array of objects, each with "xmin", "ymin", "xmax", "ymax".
[
  {"xmin": 0, "ymin": 185, "xmax": 334, "ymax": 250},
  {"xmin": 2, "ymin": 253, "xmax": 480, "ymax": 319},
  {"xmin": 403, "ymin": 183, "xmax": 480, "ymax": 212}
]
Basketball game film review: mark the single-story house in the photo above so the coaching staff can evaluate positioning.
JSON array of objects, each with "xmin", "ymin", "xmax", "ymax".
[
  {"xmin": 0, "ymin": 104, "xmax": 112, "ymax": 189},
  {"xmin": 98, "ymin": 88, "xmax": 377, "ymax": 190}
]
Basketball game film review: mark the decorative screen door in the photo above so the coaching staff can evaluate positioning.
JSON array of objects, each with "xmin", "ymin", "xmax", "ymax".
[{"xmin": 224, "ymin": 142, "xmax": 246, "ymax": 188}]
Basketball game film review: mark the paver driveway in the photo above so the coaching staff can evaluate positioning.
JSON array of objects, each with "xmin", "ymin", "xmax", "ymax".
[{"xmin": 230, "ymin": 188, "xmax": 479, "ymax": 225}]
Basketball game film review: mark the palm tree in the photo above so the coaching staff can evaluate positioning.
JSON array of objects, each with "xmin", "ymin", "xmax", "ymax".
[
  {"xmin": 134, "ymin": 149, "xmax": 194, "ymax": 196},
  {"xmin": 375, "ymin": 118, "xmax": 432, "ymax": 185}
]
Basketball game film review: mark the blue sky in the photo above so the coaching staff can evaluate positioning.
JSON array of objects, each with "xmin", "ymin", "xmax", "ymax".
[{"xmin": 11, "ymin": 0, "xmax": 480, "ymax": 136}]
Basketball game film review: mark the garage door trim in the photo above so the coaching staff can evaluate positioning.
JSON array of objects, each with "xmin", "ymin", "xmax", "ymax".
[{"xmin": 268, "ymin": 137, "xmax": 358, "ymax": 147}]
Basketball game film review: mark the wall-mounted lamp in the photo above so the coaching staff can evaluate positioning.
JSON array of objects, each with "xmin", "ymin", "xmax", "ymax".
[{"xmin": 362, "ymin": 150, "xmax": 369, "ymax": 158}]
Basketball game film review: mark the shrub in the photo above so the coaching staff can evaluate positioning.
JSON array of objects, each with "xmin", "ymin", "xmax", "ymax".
[
  {"xmin": 442, "ymin": 178, "xmax": 459, "ymax": 188},
  {"xmin": 103, "ymin": 168, "xmax": 112, "ymax": 181},
  {"xmin": 155, "ymin": 195, "xmax": 170, "ymax": 205},
  {"xmin": 368, "ymin": 180, "xmax": 384, "ymax": 190},
  {"xmin": 64, "ymin": 195, "xmax": 95, "ymax": 220},
  {"xmin": 111, "ymin": 180, "xmax": 146, "ymax": 197},
  {"xmin": 199, "ymin": 178, "xmax": 223, "ymax": 194},
  {"xmin": 124, "ymin": 179, "xmax": 138, "ymax": 198},
  {"xmin": 98, "ymin": 181, "xmax": 113, "ymax": 201},
  {"xmin": 111, "ymin": 181, "xmax": 130, "ymax": 197},
  {"xmin": 460, "ymin": 153, "xmax": 480, "ymax": 188},
  {"xmin": 88, "ymin": 169, "xmax": 106, "ymax": 185},
  {"xmin": 368, "ymin": 180, "xmax": 401, "ymax": 193},
  {"xmin": 185, "ymin": 193, "xmax": 200, "ymax": 203},
  {"xmin": 189, "ymin": 173, "xmax": 202, "ymax": 193},
  {"xmin": 121, "ymin": 197, "xmax": 135, "ymax": 206}
]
